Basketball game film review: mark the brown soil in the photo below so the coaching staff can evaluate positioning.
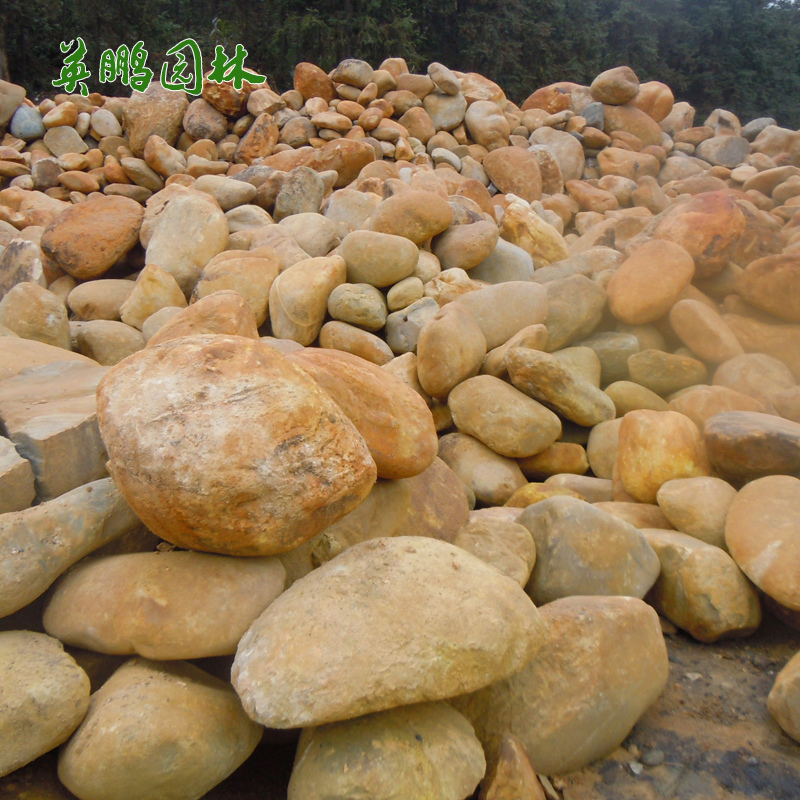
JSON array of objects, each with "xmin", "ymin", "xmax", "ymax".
[{"xmin": 1, "ymin": 613, "xmax": 798, "ymax": 800}]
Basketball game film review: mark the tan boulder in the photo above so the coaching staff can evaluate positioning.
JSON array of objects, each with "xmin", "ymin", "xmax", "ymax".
[
  {"xmin": 736, "ymin": 253, "xmax": 800, "ymax": 323},
  {"xmin": 483, "ymin": 147, "xmax": 543, "ymax": 202},
  {"xmin": 723, "ymin": 313, "xmax": 800, "ymax": 380},
  {"xmin": 341, "ymin": 229, "xmax": 419, "ymax": 287},
  {"xmin": 0, "ymin": 239, "xmax": 46, "ymax": 301},
  {"xmin": 627, "ymin": 349, "xmax": 708, "ymax": 395},
  {"xmin": 725, "ymin": 475, "xmax": 800, "ymax": 611},
  {"xmin": 668, "ymin": 384, "xmax": 768, "ymax": 429},
  {"xmin": 669, "ymin": 299, "xmax": 744, "ymax": 363},
  {"xmin": 119, "ymin": 263, "xmax": 187, "ymax": 329},
  {"xmin": 294, "ymin": 62, "xmax": 336, "ymax": 102},
  {"xmin": 712, "ymin": 352, "xmax": 796, "ymax": 407},
  {"xmin": 317, "ymin": 139, "xmax": 377, "ymax": 187},
  {"xmin": 318, "ymin": 320, "xmax": 394, "ymax": 365},
  {"xmin": 591, "ymin": 66, "xmax": 640, "ymax": 105},
  {"xmin": 597, "ymin": 147, "xmax": 660, "ymax": 181},
  {"xmin": 370, "ymin": 189, "xmax": 453, "ymax": 244},
  {"xmin": 586, "ymin": 417, "xmax": 623, "ymax": 479},
  {"xmin": 439, "ymin": 432, "xmax": 527, "ymax": 505},
  {"xmin": 451, "ymin": 595, "xmax": 669, "ymax": 775},
  {"xmin": 643, "ymin": 528, "xmax": 760, "ymax": 642},
  {"xmin": 704, "ymin": 411, "xmax": 800, "ymax": 481},
  {"xmin": 768, "ymin": 651, "xmax": 800, "ymax": 744},
  {"xmin": 269, "ymin": 255, "xmax": 346, "ymax": 345},
  {"xmin": 0, "ymin": 478, "xmax": 140, "ymax": 618},
  {"xmin": 593, "ymin": 501, "xmax": 673, "ymax": 530},
  {"xmin": 288, "ymin": 702, "xmax": 486, "ymax": 800},
  {"xmin": 529, "ymin": 126, "xmax": 586, "ymax": 182},
  {"xmin": 232, "ymin": 536, "xmax": 545, "ymax": 727},
  {"xmin": 507, "ymin": 348, "xmax": 616, "ymax": 427},
  {"xmin": 234, "ymin": 112, "xmax": 279, "ymax": 164},
  {"xmin": 517, "ymin": 443, "xmax": 589, "ymax": 481},
  {"xmin": 465, "ymin": 100, "xmax": 511, "ymax": 150},
  {"xmin": 43, "ymin": 551, "xmax": 285, "ymax": 659},
  {"xmin": 607, "ymin": 240, "xmax": 695, "ymax": 324},
  {"xmin": 479, "ymin": 733, "xmax": 546, "ymax": 800},
  {"xmin": 433, "ymin": 221, "xmax": 500, "ymax": 272},
  {"xmin": 448, "ymin": 375, "xmax": 561, "ymax": 458},
  {"xmin": 505, "ymin": 483, "xmax": 585, "ymax": 509},
  {"xmin": 417, "ymin": 302, "xmax": 487, "ymax": 399},
  {"xmin": 123, "ymin": 83, "xmax": 189, "ymax": 156},
  {"xmin": 287, "ymin": 348, "xmax": 437, "ymax": 479},
  {"xmin": 605, "ymin": 380, "xmax": 668, "ymax": 416},
  {"xmin": 542, "ymin": 275, "xmax": 607, "ymax": 351},
  {"xmin": 58, "ymin": 658, "xmax": 262, "ymax": 800},
  {"xmin": 656, "ymin": 476, "xmax": 737, "ymax": 550},
  {"xmin": 75, "ymin": 320, "xmax": 145, "ymax": 366},
  {"xmin": 519, "ymin": 496, "xmax": 660, "ymax": 604},
  {"xmin": 67, "ymin": 279, "xmax": 135, "ymax": 321},
  {"xmin": 96, "ymin": 335, "xmax": 377, "ymax": 556},
  {"xmin": 618, "ymin": 409, "xmax": 712, "ymax": 503},
  {"xmin": 0, "ymin": 631, "xmax": 90, "ymax": 777},
  {"xmin": 603, "ymin": 104, "xmax": 664, "ymax": 147},
  {"xmin": 631, "ymin": 81, "xmax": 674, "ymax": 122},
  {"xmin": 40, "ymin": 195, "xmax": 142, "ymax": 280},
  {"xmin": 0, "ymin": 282, "xmax": 70, "ymax": 349},
  {"xmin": 0, "ymin": 437, "xmax": 34, "ymax": 513},
  {"xmin": 499, "ymin": 200, "xmax": 569, "ymax": 267}
]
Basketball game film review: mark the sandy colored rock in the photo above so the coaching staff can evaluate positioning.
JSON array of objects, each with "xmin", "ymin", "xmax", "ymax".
[
  {"xmin": 439, "ymin": 432, "xmax": 527, "ymax": 505},
  {"xmin": 618, "ymin": 409, "xmax": 712, "ymax": 503},
  {"xmin": 417, "ymin": 302, "xmax": 487, "ymax": 399},
  {"xmin": 542, "ymin": 275, "xmax": 607, "ymax": 351},
  {"xmin": 279, "ymin": 212, "xmax": 340, "ymax": 258},
  {"xmin": 327, "ymin": 283, "xmax": 387, "ymax": 330},
  {"xmin": 124, "ymin": 83, "xmax": 189, "ymax": 157},
  {"xmin": 58, "ymin": 658, "xmax": 262, "ymax": 800},
  {"xmin": 593, "ymin": 501, "xmax": 673, "ymax": 530},
  {"xmin": 591, "ymin": 66, "xmax": 640, "ymax": 105},
  {"xmin": 470, "ymin": 237, "xmax": 535, "ymax": 284},
  {"xmin": 603, "ymin": 104, "xmax": 664, "ymax": 148},
  {"xmin": 465, "ymin": 100, "xmax": 511, "ymax": 150},
  {"xmin": 287, "ymin": 348, "xmax": 437, "ymax": 479},
  {"xmin": 656, "ymin": 476, "xmax": 737, "ymax": 550},
  {"xmin": 192, "ymin": 251, "xmax": 280, "ymax": 326},
  {"xmin": 75, "ymin": 319, "xmax": 145, "ymax": 366},
  {"xmin": 341, "ymin": 229, "xmax": 419, "ymax": 287},
  {"xmin": 454, "ymin": 512, "xmax": 536, "ymax": 587},
  {"xmin": 0, "ymin": 631, "xmax": 90, "ymax": 777},
  {"xmin": 627, "ymin": 349, "xmax": 708, "ymax": 396},
  {"xmin": 768, "ymin": 650, "xmax": 800, "ymax": 744},
  {"xmin": 669, "ymin": 298, "xmax": 744, "ymax": 363},
  {"xmin": 145, "ymin": 192, "xmax": 229, "ymax": 296},
  {"xmin": 448, "ymin": 375, "xmax": 561, "ymax": 458},
  {"xmin": 318, "ymin": 320, "xmax": 394, "ymax": 365},
  {"xmin": 370, "ymin": 189, "xmax": 453, "ymax": 245},
  {"xmin": 735, "ymin": 253, "xmax": 800, "ymax": 323},
  {"xmin": 518, "ymin": 496, "xmax": 660, "ymax": 604},
  {"xmin": 643, "ymin": 528, "xmax": 760, "ymax": 642},
  {"xmin": 97, "ymin": 335, "xmax": 376, "ymax": 556},
  {"xmin": 0, "ymin": 239, "xmax": 46, "ymax": 301},
  {"xmin": 0, "ymin": 478, "xmax": 140, "ymax": 618},
  {"xmin": 517, "ymin": 443, "xmax": 589, "ymax": 481},
  {"xmin": 704, "ymin": 411, "xmax": 800, "ymax": 481},
  {"xmin": 67, "ymin": 279, "xmax": 135, "ymax": 321},
  {"xmin": 712, "ymin": 352, "xmax": 795, "ymax": 407},
  {"xmin": 0, "ymin": 437, "xmax": 34, "ymax": 513},
  {"xmin": 723, "ymin": 313, "xmax": 800, "ymax": 381},
  {"xmin": 0, "ymin": 282, "xmax": 70, "ymax": 350},
  {"xmin": 505, "ymin": 483, "xmax": 585, "ymax": 509},
  {"xmin": 40, "ymin": 195, "xmax": 142, "ymax": 281},
  {"xmin": 289, "ymin": 702, "xmax": 486, "ymax": 800},
  {"xmin": 43, "ymin": 551, "xmax": 285, "ymax": 659},
  {"xmin": 607, "ymin": 240, "xmax": 695, "ymax": 324},
  {"xmin": 147, "ymin": 290, "xmax": 258, "ymax": 346},
  {"xmin": 269, "ymin": 255, "xmax": 346, "ymax": 345},
  {"xmin": 598, "ymin": 147, "xmax": 660, "ymax": 180},
  {"xmin": 499, "ymin": 200, "xmax": 569, "ymax": 267},
  {"xmin": 119, "ymin": 264, "xmax": 188, "ymax": 329},
  {"xmin": 507, "ymin": 348, "xmax": 616, "ymax": 427},
  {"xmin": 451, "ymin": 595, "xmax": 669, "ymax": 775},
  {"xmin": 586, "ymin": 417, "xmax": 623, "ymax": 479},
  {"xmin": 668, "ymin": 384, "xmax": 768, "ymax": 429},
  {"xmin": 433, "ymin": 221, "xmax": 500, "ymax": 273},
  {"xmin": 233, "ymin": 536, "xmax": 545, "ymax": 727},
  {"xmin": 483, "ymin": 147, "xmax": 543, "ymax": 202},
  {"xmin": 479, "ymin": 733, "xmax": 546, "ymax": 800},
  {"xmin": 605, "ymin": 380, "xmax": 669, "ymax": 416},
  {"xmin": 529, "ymin": 126, "xmax": 586, "ymax": 182}
]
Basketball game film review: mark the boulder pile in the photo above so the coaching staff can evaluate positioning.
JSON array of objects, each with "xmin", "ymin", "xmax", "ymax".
[{"xmin": 1, "ymin": 56, "xmax": 800, "ymax": 798}]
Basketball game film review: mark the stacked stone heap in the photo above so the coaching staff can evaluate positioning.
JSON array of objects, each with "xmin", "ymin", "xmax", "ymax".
[{"xmin": 1, "ymin": 57, "xmax": 800, "ymax": 799}]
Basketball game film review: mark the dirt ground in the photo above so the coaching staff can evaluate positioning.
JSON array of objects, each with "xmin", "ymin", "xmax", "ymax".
[{"xmin": 2, "ymin": 612, "xmax": 799, "ymax": 800}]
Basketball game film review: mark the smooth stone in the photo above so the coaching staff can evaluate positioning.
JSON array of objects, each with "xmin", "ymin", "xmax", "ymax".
[
  {"xmin": 439, "ymin": 432, "xmax": 527, "ymax": 505},
  {"xmin": 478, "ymin": 732, "xmax": 546, "ymax": 800},
  {"xmin": 454, "ymin": 513, "xmax": 536, "ymax": 587},
  {"xmin": 605, "ymin": 380, "xmax": 669, "ymax": 416},
  {"xmin": 385, "ymin": 296, "xmax": 440, "ymax": 354},
  {"xmin": 542, "ymin": 275, "xmax": 606, "ymax": 351},
  {"xmin": 768, "ymin": 651, "xmax": 800, "ymax": 744},
  {"xmin": 327, "ymin": 282, "xmax": 387, "ymax": 330},
  {"xmin": 287, "ymin": 348, "xmax": 437, "ymax": 480},
  {"xmin": 593, "ymin": 501, "xmax": 674, "ymax": 530},
  {"xmin": 279, "ymin": 212, "xmax": 340, "ymax": 258},
  {"xmin": 387, "ymin": 276, "xmax": 424, "ymax": 311},
  {"xmin": 448, "ymin": 375, "xmax": 561, "ymax": 458},
  {"xmin": 0, "ymin": 437, "xmax": 35, "ymax": 513},
  {"xmin": 704, "ymin": 411, "xmax": 800, "ymax": 481},
  {"xmin": 695, "ymin": 135, "xmax": 750, "ymax": 168},
  {"xmin": 481, "ymin": 325, "xmax": 548, "ymax": 379},
  {"xmin": 43, "ymin": 551, "xmax": 285, "ymax": 659},
  {"xmin": 76, "ymin": 319, "xmax": 145, "ymax": 365},
  {"xmin": 232, "ymin": 536, "xmax": 545, "ymax": 727},
  {"xmin": 627, "ymin": 349, "xmax": 708, "ymax": 395},
  {"xmin": 499, "ymin": 200, "xmax": 569, "ymax": 267},
  {"xmin": 465, "ymin": 100, "xmax": 510, "ymax": 150},
  {"xmin": 451, "ymin": 595, "xmax": 669, "ymax": 775},
  {"xmin": 0, "ymin": 336, "xmax": 94, "ymax": 383},
  {"xmin": 96, "ymin": 335, "xmax": 376, "ymax": 556},
  {"xmin": 483, "ymin": 147, "xmax": 543, "ymax": 202},
  {"xmin": 269, "ymin": 255, "xmax": 346, "ymax": 345},
  {"xmin": 0, "ymin": 282, "xmax": 70, "ymax": 350},
  {"xmin": 119, "ymin": 264, "xmax": 188, "ymax": 329},
  {"xmin": 0, "ymin": 239, "xmax": 46, "ymax": 301},
  {"xmin": 518, "ymin": 496, "xmax": 660, "ymax": 604},
  {"xmin": 423, "ymin": 91, "xmax": 468, "ymax": 131},
  {"xmin": 42, "ymin": 195, "xmax": 144, "ymax": 280},
  {"xmin": 603, "ymin": 104, "xmax": 664, "ymax": 147},
  {"xmin": 575, "ymin": 331, "xmax": 640, "ymax": 385},
  {"xmin": 433, "ymin": 221, "xmax": 500, "ymax": 272},
  {"xmin": 586, "ymin": 417, "xmax": 622, "ymax": 479},
  {"xmin": 289, "ymin": 702, "xmax": 485, "ymax": 800},
  {"xmin": 528, "ymin": 126, "xmax": 585, "ymax": 182},
  {"xmin": 507, "ymin": 348, "xmax": 615, "ymax": 427},
  {"xmin": 643, "ymin": 528, "xmax": 761, "ymax": 642},
  {"xmin": 469, "ymin": 238, "xmax": 534, "ymax": 283},
  {"xmin": 370, "ymin": 190, "xmax": 453, "ymax": 244},
  {"xmin": 591, "ymin": 66, "xmax": 640, "ymax": 105},
  {"xmin": 124, "ymin": 83, "xmax": 189, "ymax": 156},
  {"xmin": 656, "ymin": 476, "xmax": 737, "ymax": 550},
  {"xmin": 0, "ymin": 631, "xmax": 90, "ymax": 777},
  {"xmin": 68, "ymin": 279, "xmax": 135, "ymax": 321},
  {"xmin": 183, "ymin": 98, "xmax": 228, "ymax": 141},
  {"xmin": 505, "ymin": 483, "xmax": 585, "ymax": 508},
  {"xmin": 723, "ymin": 313, "xmax": 800, "ymax": 381},
  {"xmin": 43, "ymin": 125, "xmax": 88, "ymax": 157},
  {"xmin": 142, "ymin": 289, "xmax": 259, "ymax": 347},
  {"xmin": 417, "ymin": 302, "xmax": 487, "ymax": 399},
  {"xmin": 618, "ymin": 410, "xmax": 712, "ymax": 503},
  {"xmin": 0, "ymin": 478, "xmax": 140, "ymax": 618},
  {"xmin": 341, "ymin": 229, "xmax": 419, "ymax": 287},
  {"xmin": 669, "ymin": 386, "xmax": 768, "ymax": 432},
  {"xmin": 318, "ymin": 320, "xmax": 394, "ymax": 365},
  {"xmin": 194, "ymin": 174, "xmax": 257, "ymax": 211},
  {"xmin": 273, "ymin": 166, "xmax": 326, "ymax": 220},
  {"xmin": 607, "ymin": 240, "xmax": 695, "ymax": 324},
  {"xmin": 517, "ymin": 444, "xmax": 589, "ymax": 482},
  {"xmin": 597, "ymin": 147, "xmax": 660, "ymax": 180},
  {"xmin": 58, "ymin": 658, "xmax": 262, "ymax": 800},
  {"xmin": 145, "ymin": 192, "xmax": 228, "ymax": 296},
  {"xmin": 669, "ymin": 299, "xmax": 744, "ymax": 363},
  {"xmin": 9, "ymin": 105, "xmax": 45, "ymax": 141},
  {"xmin": 736, "ymin": 253, "xmax": 800, "ymax": 323}
]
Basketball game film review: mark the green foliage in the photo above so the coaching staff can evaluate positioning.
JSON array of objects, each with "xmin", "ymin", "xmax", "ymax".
[{"xmin": 3, "ymin": 0, "xmax": 800, "ymax": 126}]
